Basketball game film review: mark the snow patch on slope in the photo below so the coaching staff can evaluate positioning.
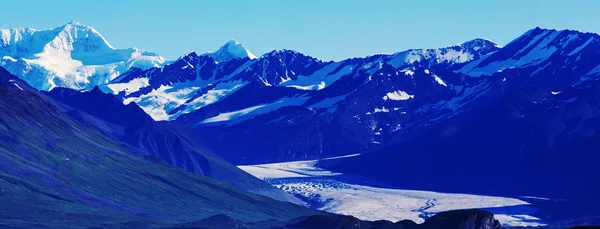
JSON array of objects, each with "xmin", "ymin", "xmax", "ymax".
[
  {"xmin": 384, "ymin": 90, "xmax": 414, "ymax": 101},
  {"xmin": 280, "ymin": 62, "xmax": 354, "ymax": 90},
  {"xmin": 433, "ymin": 74, "xmax": 447, "ymax": 86},
  {"xmin": 200, "ymin": 96, "xmax": 307, "ymax": 124},
  {"xmin": 106, "ymin": 77, "xmax": 150, "ymax": 96},
  {"xmin": 458, "ymin": 29, "xmax": 563, "ymax": 77},
  {"xmin": 124, "ymin": 83, "xmax": 201, "ymax": 121}
]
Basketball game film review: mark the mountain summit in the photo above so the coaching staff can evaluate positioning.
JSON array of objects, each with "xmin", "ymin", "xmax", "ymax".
[
  {"xmin": 203, "ymin": 39, "xmax": 257, "ymax": 62},
  {"xmin": 0, "ymin": 22, "xmax": 165, "ymax": 91},
  {"xmin": 0, "ymin": 21, "xmax": 114, "ymax": 56}
]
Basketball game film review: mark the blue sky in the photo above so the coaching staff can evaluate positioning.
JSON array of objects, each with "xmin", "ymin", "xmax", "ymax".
[{"xmin": 1, "ymin": 0, "xmax": 598, "ymax": 60}]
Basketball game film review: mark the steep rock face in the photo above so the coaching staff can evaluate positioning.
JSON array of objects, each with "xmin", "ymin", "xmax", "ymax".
[
  {"xmin": 0, "ymin": 22, "xmax": 165, "ymax": 91},
  {"xmin": 421, "ymin": 210, "xmax": 500, "ymax": 229}
]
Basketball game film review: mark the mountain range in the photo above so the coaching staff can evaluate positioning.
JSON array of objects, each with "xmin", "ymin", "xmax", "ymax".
[
  {"xmin": 4, "ymin": 21, "xmax": 600, "ymax": 166},
  {"xmin": 2, "ymin": 22, "xmax": 600, "ymax": 227},
  {"xmin": 0, "ymin": 64, "xmax": 518, "ymax": 229},
  {"xmin": 92, "ymin": 26, "xmax": 600, "ymax": 167}
]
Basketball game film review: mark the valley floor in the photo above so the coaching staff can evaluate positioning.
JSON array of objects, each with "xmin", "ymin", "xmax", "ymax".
[{"xmin": 239, "ymin": 155, "xmax": 547, "ymax": 227}]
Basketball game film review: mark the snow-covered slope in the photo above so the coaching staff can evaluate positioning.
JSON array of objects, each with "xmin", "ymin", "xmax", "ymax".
[
  {"xmin": 457, "ymin": 27, "xmax": 600, "ymax": 78},
  {"xmin": 103, "ymin": 38, "xmax": 497, "ymax": 123},
  {"xmin": 101, "ymin": 47, "xmax": 325, "ymax": 120},
  {"xmin": 0, "ymin": 22, "xmax": 165, "ymax": 91},
  {"xmin": 239, "ymin": 155, "xmax": 546, "ymax": 227}
]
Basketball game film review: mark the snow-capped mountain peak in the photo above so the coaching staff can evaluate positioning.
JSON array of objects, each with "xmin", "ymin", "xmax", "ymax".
[
  {"xmin": 204, "ymin": 39, "xmax": 257, "ymax": 62},
  {"xmin": 1, "ymin": 22, "xmax": 115, "ymax": 57},
  {"xmin": 0, "ymin": 22, "xmax": 166, "ymax": 91},
  {"xmin": 53, "ymin": 21, "xmax": 115, "ymax": 51},
  {"xmin": 37, "ymin": 21, "xmax": 117, "ymax": 62},
  {"xmin": 384, "ymin": 38, "xmax": 501, "ymax": 69},
  {"xmin": 63, "ymin": 21, "xmax": 88, "ymax": 27}
]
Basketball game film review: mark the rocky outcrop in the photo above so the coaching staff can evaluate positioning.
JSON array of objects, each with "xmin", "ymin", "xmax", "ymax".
[{"xmin": 420, "ymin": 210, "xmax": 500, "ymax": 229}]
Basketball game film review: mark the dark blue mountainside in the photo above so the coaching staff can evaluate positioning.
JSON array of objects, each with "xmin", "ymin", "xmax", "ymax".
[
  {"xmin": 0, "ymin": 68, "xmax": 321, "ymax": 228},
  {"xmin": 98, "ymin": 27, "xmax": 600, "ymax": 225},
  {"xmin": 0, "ymin": 70, "xmax": 522, "ymax": 229},
  {"xmin": 321, "ymin": 79, "xmax": 600, "ymax": 226},
  {"xmin": 321, "ymin": 28, "xmax": 600, "ymax": 181},
  {"xmin": 2, "ymin": 24, "xmax": 600, "ymax": 228},
  {"xmin": 320, "ymin": 28, "xmax": 600, "ymax": 225},
  {"xmin": 44, "ymin": 86, "xmax": 302, "ymax": 204},
  {"xmin": 46, "ymin": 86, "xmax": 154, "ymax": 129}
]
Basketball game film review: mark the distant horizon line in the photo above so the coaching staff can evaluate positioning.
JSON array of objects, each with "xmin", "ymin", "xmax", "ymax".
[{"xmin": 2, "ymin": 21, "xmax": 599, "ymax": 62}]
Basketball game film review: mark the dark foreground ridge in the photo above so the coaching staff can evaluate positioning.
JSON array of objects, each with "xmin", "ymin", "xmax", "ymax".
[
  {"xmin": 280, "ymin": 209, "xmax": 499, "ymax": 229},
  {"xmin": 159, "ymin": 209, "xmax": 598, "ymax": 229},
  {"xmin": 0, "ymin": 67, "xmax": 319, "ymax": 228}
]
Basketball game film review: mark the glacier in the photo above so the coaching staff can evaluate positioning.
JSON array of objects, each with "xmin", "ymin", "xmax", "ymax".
[{"xmin": 238, "ymin": 155, "xmax": 547, "ymax": 227}]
